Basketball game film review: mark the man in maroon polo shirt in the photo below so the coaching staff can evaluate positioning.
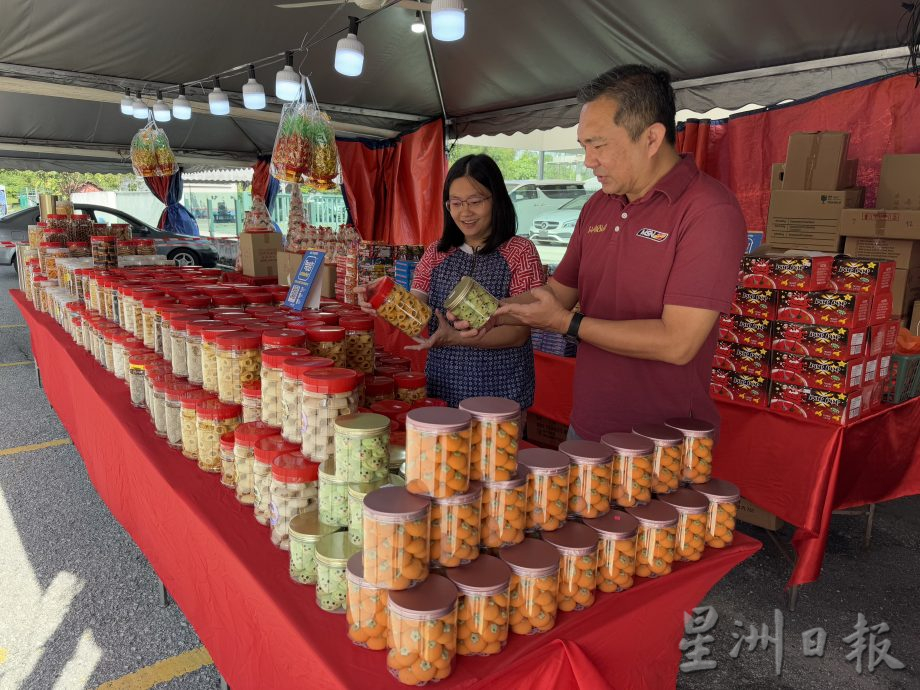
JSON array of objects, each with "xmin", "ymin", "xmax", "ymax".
[{"xmin": 460, "ymin": 65, "xmax": 746, "ymax": 441}]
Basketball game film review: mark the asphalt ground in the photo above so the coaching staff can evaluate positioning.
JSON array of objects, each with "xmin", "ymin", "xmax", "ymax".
[{"xmin": 0, "ymin": 266, "xmax": 918, "ymax": 689}]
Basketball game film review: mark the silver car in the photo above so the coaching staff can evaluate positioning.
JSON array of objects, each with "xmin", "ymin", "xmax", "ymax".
[{"xmin": 529, "ymin": 193, "xmax": 591, "ymax": 245}]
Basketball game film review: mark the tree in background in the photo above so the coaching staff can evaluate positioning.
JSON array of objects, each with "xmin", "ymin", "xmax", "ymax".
[
  {"xmin": 447, "ymin": 144, "xmax": 582, "ymax": 182},
  {"xmin": 0, "ymin": 170, "xmax": 140, "ymax": 210}
]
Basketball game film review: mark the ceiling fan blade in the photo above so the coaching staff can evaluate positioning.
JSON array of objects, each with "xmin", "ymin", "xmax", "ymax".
[
  {"xmin": 276, "ymin": 1, "xmax": 348, "ymax": 9},
  {"xmin": 398, "ymin": 1, "xmax": 431, "ymax": 10}
]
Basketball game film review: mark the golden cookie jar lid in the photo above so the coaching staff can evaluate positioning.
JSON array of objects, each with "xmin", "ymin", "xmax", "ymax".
[
  {"xmin": 517, "ymin": 448, "xmax": 570, "ymax": 477},
  {"xmin": 499, "ymin": 538, "xmax": 560, "ymax": 578},
  {"xmin": 335, "ymin": 412, "xmax": 391, "ymax": 437},
  {"xmin": 290, "ymin": 510, "xmax": 342, "ymax": 543},
  {"xmin": 600, "ymin": 432, "xmax": 654, "ymax": 457},
  {"xmin": 693, "ymin": 478, "xmax": 740, "ymax": 502},
  {"xmin": 542, "ymin": 521, "xmax": 599, "ymax": 556},
  {"xmin": 458, "ymin": 396, "xmax": 520, "ymax": 422},
  {"xmin": 626, "ymin": 500, "xmax": 679, "ymax": 528},
  {"xmin": 445, "ymin": 553, "xmax": 511, "ymax": 597},
  {"xmin": 583, "ymin": 510, "xmax": 639, "ymax": 540},
  {"xmin": 558, "ymin": 439, "xmax": 611, "ymax": 466},
  {"xmin": 664, "ymin": 417, "xmax": 715, "ymax": 438},
  {"xmin": 316, "ymin": 531, "xmax": 360, "ymax": 567},
  {"xmin": 387, "ymin": 573, "xmax": 458, "ymax": 620},
  {"xmin": 632, "ymin": 423, "xmax": 684, "ymax": 446},
  {"xmin": 658, "ymin": 488, "xmax": 709, "ymax": 515},
  {"xmin": 363, "ymin": 485, "xmax": 430, "ymax": 523},
  {"xmin": 347, "ymin": 479, "xmax": 387, "ymax": 500}
]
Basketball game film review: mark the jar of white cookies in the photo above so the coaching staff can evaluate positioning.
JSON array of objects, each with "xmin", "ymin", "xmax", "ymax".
[
  {"xmin": 241, "ymin": 380, "xmax": 262, "ymax": 423},
  {"xmin": 180, "ymin": 389, "xmax": 216, "ymax": 460},
  {"xmin": 200, "ymin": 324, "xmax": 238, "ymax": 393},
  {"xmin": 233, "ymin": 421, "xmax": 279, "ymax": 506},
  {"xmin": 270, "ymin": 451, "xmax": 320, "ymax": 550},
  {"xmin": 280, "ymin": 356, "xmax": 334, "ymax": 443},
  {"xmin": 253, "ymin": 435, "xmax": 301, "ymax": 525},
  {"xmin": 216, "ymin": 331, "xmax": 263, "ymax": 405},
  {"xmin": 195, "ymin": 400, "xmax": 242, "ymax": 474},
  {"xmin": 165, "ymin": 379, "xmax": 197, "ymax": 449},
  {"xmin": 260, "ymin": 346, "xmax": 311, "ymax": 427},
  {"xmin": 301, "ymin": 367, "xmax": 359, "ymax": 463},
  {"xmin": 184, "ymin": 319, "xmax": 224, "ymax": 385}
]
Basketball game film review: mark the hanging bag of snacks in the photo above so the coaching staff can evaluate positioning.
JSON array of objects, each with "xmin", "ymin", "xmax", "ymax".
[{"xmin": 131, "ymin": 118, "xmax": 177, "ymax": 178}]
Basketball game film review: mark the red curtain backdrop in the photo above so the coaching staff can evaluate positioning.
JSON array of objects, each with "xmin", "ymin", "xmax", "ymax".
[
  {"xmin": 337, "ymin": 119, "xmax": 447, "ymax": 246},
  {"xmin": 675, "ymin": 72, "xmax": 920, "ymax": 233}
]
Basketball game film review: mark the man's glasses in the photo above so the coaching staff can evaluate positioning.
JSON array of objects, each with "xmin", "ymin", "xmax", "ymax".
[{"xmin": 446, "ymin": 195, "xmax": 491, "ymax": 212}]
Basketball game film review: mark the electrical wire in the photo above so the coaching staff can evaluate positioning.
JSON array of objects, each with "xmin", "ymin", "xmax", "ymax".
[{"xmin": 898, "ymin": 2, "xmax": 920, "ymax": 84}]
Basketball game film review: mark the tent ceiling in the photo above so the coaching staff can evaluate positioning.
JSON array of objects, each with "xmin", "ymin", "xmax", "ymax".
[{"xmin": 0, "ymin": 0, "xmax": 912, "ymax": 171}]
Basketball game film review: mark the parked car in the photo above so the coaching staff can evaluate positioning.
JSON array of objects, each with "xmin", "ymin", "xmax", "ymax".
[
  {"xmin": 505, "ymin": 180, "xmax": 587, "ymax": 236},
  {"xmin": 0, "ymin": 203, "xmax": 219, "ymax": 270},
  {"xmin": 529, "ymin": 193, "xmax": 592, "ymax": 246}
]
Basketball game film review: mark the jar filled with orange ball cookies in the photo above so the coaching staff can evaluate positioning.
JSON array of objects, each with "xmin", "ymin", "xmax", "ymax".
[
  {"xmin": 627, "ymin": 500, "xmax": 679, "ymax": 578},
  {"xmin": 386, "ymin": 574, "xmax": 458, "ymax": 686},
  {"xmin": 458, "ymin": 397, "xmax": 521, "ymax": 482},
  {"xmin": 363, "ymin": 486, "xmax": 431, "ymax": 590},
  {"xmin": 559, "ymin": 440, "xmax": 613, "ymax": 519},
  {"xmin": 480, "ymin": 473, "xmax": 527, "ymax": 548},
  {"xmin": 584, "ymin": 510, "xmax": 639, "ymax": 593},
  {"xmin": 659, "ymin": 488, "xmax": 709, "ymax": 562},
  {"xmin": 601, "ymin": 432, "xmax": 655, "ymax": 508},
  {"xmin": 693, "ymin": 478, "xmax": 740, "ymax": 548},
  {"xmin": 404, "ymin": 408, "xmax": 472, "ymax": 498},
  {"xmin": 430, "ymin": 481, "xmax": 482, "ymax": 568},
  {"xmin": 665, "ymin": 417, "xmax": 715, "ymax": 485},
  {"xmin": 500, "ymin": 538, "xmax": 560, "ymax": 635},
  {"xmin": 542, "ymin": 521, "xmax": 599, "ymax": 611},
  {"xmin": 445, "ymin": 554, "xmax": 512, "ymax": 656},
  {"xmin": 345, "ymin": 552, "xmax": 389, "ymax": 650},
  {"xmin": 632, "ymin": 423, "xmax": 683, "ymax": 495},
  {"xmin": 518, "ymin": 448, "xmax": 570, "ymax": 532}
]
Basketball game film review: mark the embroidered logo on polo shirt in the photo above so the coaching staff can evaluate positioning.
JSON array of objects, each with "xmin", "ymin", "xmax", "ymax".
[
  {"xmin": 587, "ymin": 224, "xmax": 608, "ymax": 234},
  {"xmin": 637, "ymin": 228, "xmax": 669, "ymax": 242}
]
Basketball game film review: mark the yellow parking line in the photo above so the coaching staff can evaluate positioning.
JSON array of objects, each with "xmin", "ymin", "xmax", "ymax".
[
  {"xmin": 0, "ymin": 324, "xmax": 27, "ymax": 328},
  {"xmin": 0, "ymin": 438, "xmax": 71, "ymax": 456},
  {"xmin": 96, "ymin": 647, "xmax": 213, "ymax": 690},
  {"xmin": 0, "ymin": 361, "xmax": 32, "ymax": 367}
]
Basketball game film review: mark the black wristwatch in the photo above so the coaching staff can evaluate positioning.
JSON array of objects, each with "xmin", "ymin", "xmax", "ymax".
[{"xmin": 566, "ymin": 312, "xmax": 584, "ymax": 339}]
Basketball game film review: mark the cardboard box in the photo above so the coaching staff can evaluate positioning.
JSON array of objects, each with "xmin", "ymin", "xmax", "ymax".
[
  {"xmin": 767, "ymin": 189, "xmax": 864, "ymax": 251},
  {"xmin": 772, "ymin": 322, "xmax": 866, "ymax": 361},
  {"xmin": 775, "ymin": 290, "xmax": 870, "ymax": 328},
  {"xmin": 861, "ymin": 383, "xmax": 876, "ymax": 413},
  {"xmin": 731, "ymin": 287, "xmax": 776, "ymax": 320},
  {"xmin": 770, "ymin": 163, "xmax": 785, "ymax": 189},
  {"xmin": 862, "ymin": 355, "xmax": 880, "ymax": 385},
  {"xmin": 525, "ymin": 413, "xmax": 568, "ymax": 449},
  {"xmin": 831, "ymin": 257, "xmax": 896, "ymax": 295},
  {"xmin": 737, "ymin": 498, "xmax": 784, "ymax": 531},
  {"xmin": 769, "ymin": 384, "xmax": 862, "ymax": 425},
  {"xmin": 867, "ymin": 322, "xmax": 886, "ymax": 357},
  {"xmin": 883, "ymin": 317, "xmax": 900, "ymax": 354},
  {"xmin": 869, "ymin": 291, "xmax": 893, "ymax": 325},
  {"xmin": 839, "ymin": 209, "xmax": 920, "ymax": 241},
  {"xmin": 277, "ymin": 251, "xmax": 337, "ymax": 298},
  {"xmin": 878, "ymin": 154, "xmax": 920, "ymax": 210},
  {"xmin": 709, "ymin": 368, "xmax": 769, "ymax": 407},
  {"xmin": 843, "ymin": 159, "xmax": 859, "ymax": 189},
  {"xmin": 718, "ymin": 314, "xmax": 773, "ymax": 348},
  {"xmin": 842, "ymin": 236, "xmax": 920, "ymax": 270},
  {"xmin": 891, "ymin": 268, "xmax": 920, "ymax": 316},
  {"xmin": 239, "ymin": 231, "xmax": 282, "ymax": 277},
  {"xmin": 739, "ymin": 255, "xmax": 833, "ymax": 291},
  {"xmin": 783, "ymin": 132, "xmax": 850, "ymax": 190},
  {"xmin": 770, "ymin": 352, "xmax": 864, "ymax": 393},
  {"xmin": 712, "ymin": 341, "xmax": 771, "ymax": 377}
]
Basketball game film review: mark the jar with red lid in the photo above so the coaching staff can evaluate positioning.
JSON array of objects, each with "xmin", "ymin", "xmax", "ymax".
[
  {"xmin": 340, "ymin": 315, "xmax": 375, "ymax": 373},
  {"xmin": 211, "ymin": 293, "xmax": 246, "ymax": 308},
  {"xmin": 542, "ymin": 521, "xmax": 599, "ymax": 611},
  {"xmin": 158, "ymin": 307, "xmax": 193, "ymax": 363},
  {"xmin": 560, "ymin": 440, "xmax": 613, "ymax": 518},
  {"xmin": 151, "ymin": 374, "xmax": 177, "ymax": 437},
  {"xmin": 300, "ymin": 367, "xmax": 360, "ymax": 462},
  {"xmin": 253, "ymin": 436, "xmax": 300, "ymax": 524},
  {"xmin": 363, "ymin": 486, "xmax": 431, "ymax": 590},
  {"xmin": 243, "ymin": 292, "xmax": 273, "ymax": 307},
  {"xmin": 430, "ymin": 481, "xmax": 482, "ymax": 567},
  {"xmin": 305, "ymin": 326, "xmax": 346, "ymax": 366},
  {"xmin": 270, "ymin": 451, "xmax": 320, "ymax": 549},
  {"xmin": 136, "ymin": 238, "xmax": 155, "ymax": 256},
  {"xmin": 405, "ymin": 407, "xmax": 472, "ymax": 498},
  {"xmin": 131, "ymin": 288, "xmax": 163, "ymax": 337},
  {"xmin": 445, "ymin": 554, "xmax": 511, "ymax": 656},
  {"xmin": 91, "ymin": 235, "xmax": 116, "ymax": 269},
  {"xmin": 101, "ymin": 326, "xmax": 122, "ymax": 373},
  {"xmin": 196, "ymin": 399, "xmax": 242, "ymax": 473},
  {"xmin": 369, "ymin": 398, "xmax": 410, "ymax": 422},
  {"xmin": 380, "ymin": 355, "xmax": 412, "ymax": 372},
  {"xmin": 127, "ymin": 353, "xmax": 160, "ymax": 407},
  {"xmin": 659, "ymin": 488, "xmax": 709, "ymax": 562},
  {"xmin": 66, "ymin": 241, "xmax": 90, "ymax": 259},
  {"xmin": 71, "ymin": 214, "xmax": 93, "ymax": 242},
  {"xmin": 459, "ymin": 396, "xmax": 521, "ymax": 483},
  {"xmin": 234, "ymin": 422, "xmax": 282, "ymax": 505},
  {"xmin": 633, "ymin": 423, "xmax": 684, "ymax": 495},
  {"xmin": 411, "ymin": 398, "xmax": 448, "ymax": 409},
  {"xmin": 518, "ymin": 448, "xmax": 570, "ymax": 532},
  {"xmin": 216, "ymin": 331, "xmax": 263, "ymax": 404},
  {"xmin": 280, "ymin": 356, "xmax": 334, "ymax": 443},
  {"xmin": 364, "ymin": 375, "xmax": 395, "ymax": 405},
  {"xmin": 301, "ymin": 309, "xmax": 339, "ymax": 326},
  {"xmin": 601, "ymin": 432, "xmax": 655, "ymax": 508},
  {"xmin": 155, "ymin": 305, "xmax": 189, "ymax": 356},
  {"xmin": 499, "ymin": 538, "xmax": 560, "ymax": 635},
  {"xmin": 182, "ymin": 319, "xmax": 221, "ymax": 384},
  {"xmin": 108, "ymin": 223, "xmax": 131, "ymax": 241},
  {"xmin": 242, "ymin": 380, "xmax": 262, "ymax": 423},
  {"xmin": 584, "ymin": 510, "xmax": 639, "ymax": 592},
  {"xmin": 283, "ymin": 318, "xmax": 325, "ymax": 334},
  {"xmin": 43, "ymin": 246, "xmax": 69, "ymax": 281},
  {"xmin": 393, "ymin": 372, "xmax": 427, "ymax": 405},
  {"xmin": 165, "ymin": 380, "xmax": 197, "ymax": 448},
  {"xmin": 179, "ymin": 389, "xmax": 216, "ymax": 457},
  {"xmin": 142, "ymin": 296, "xmax": 176, "ymax": 350},
  {"xmin": 260, "ymin": 345, "xmax": 310, "ymax": 426},
  {"xmin": 627, "ymin": 500, "xmax": 679, "ymax": 578},
  {"xmin": 693, "ymin": 478, "xmax": 740, "ymax": 548},
  {"xmin": 143, "ymin": 362, "xmax": 170, "ymax": 414},
  {"xmin": 30, "ymin": 274, "xmax": 49, "ymax": 310},
  {"xmin": 168, "ymin": 312, "xmax": 196, "ymax": 378},
  {"xmin": 38, "ymin": 240, "xmax": 64, "ymax": 275},
  {"xmin": 116, "ymin": 239, "xmax": 136, "ymax": 257},
  {"xmin": 177, "ymin": 294, "xmax": 211, "ymax": 309},
  {"xmin": 219, "ymin": 432, "xmax": 236, "ymax": 487},
  {"xmin": 366, "ymin": 277, "xmax": 431, "ymax": 338},
  {"xmin": 346, "ymin": 552, "xmax": 389, "ymax": 649},
  {"xmin": 374, "ymin": 365, "xmax": 404, "ymax": 379},
  {"xmin": 480, "ymin": 474, "xmax": 527, "ymax": 548},
  {"xmin": 200, "ymin": 324, "xmax": 238, "ymax": 392},
  {"xmin": 665, "ymin": 417, "xmax": 716, "ymax": 485}
]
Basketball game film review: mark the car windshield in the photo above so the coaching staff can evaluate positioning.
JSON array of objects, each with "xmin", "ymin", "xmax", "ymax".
[
  {"xmin": 560, "ymin": 194, "xmax": 591, "ymax": 210},
  {"xmin": 540, "ymin": 185, "xmax": 585, "ymax": 200}
]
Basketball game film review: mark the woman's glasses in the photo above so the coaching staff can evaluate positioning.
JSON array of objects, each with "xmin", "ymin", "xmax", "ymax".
[{"xmin": 446, "ymin": 195, "xmax": 491, "ymax": 212}]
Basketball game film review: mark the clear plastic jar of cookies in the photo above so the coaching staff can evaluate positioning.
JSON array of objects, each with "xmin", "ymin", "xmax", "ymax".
[
  {"xmin": 263, "ymin": 328, "xmax": 306, "ymax": 349},
  {"xmin": 584, "ymin": 510, "xmax": 639, "ymax": 592},
  {"xmin": 280, "ymin": 356, "xmax": 333, "ymax": 443},
  {"xmin": 499, "ymin": 538, "xmax": 560, "ymax": 636},
  {"xmin": 165, "ymin": 379, "xmax": 196, "ymax": 449},
  {"xmin": 101, "ymin": 326, "xmax": 120, "ymax": 373},
  {"xmin": 219, "ymin": 432, "xmax": 236, "ymax": 488},
  {"xmin": 305, "ymin": 326, "xmax": 346, "ymax": 367},
  {"xmin": 364, "ymin": 375, "xmax": 395, "ymax": 405},
  {"xmin": 518, "ymin": 447, "xmax": 570, "ymax": 532},
  {"xmin": 270, "ymin": 452, "xmax": 320, "ymax": 549},
  {"xmin": 38, "ymin": 241, "xmax": 64, "ymax": 275},
  {"xmin": 90, "ymin": 235, "xmax": 117, "ymax": 269},
  {"xmin": 169, "ymin": 313, "xmax": 199, "ymax": 378},
  {"xmin": 241, "ymin": 380, "xmax": 262, "ymax": 423},
  {"xmin": 366, "ymin": 277, "xmax": 432, "ymax": 338},
  {"xmin": 180, "ymin": 389, "xmax": 216, "ymax": 459},
  {"xmin": 345, "ymin": 552, "xmax": 389, "ymax": 649},
  {"xmin": 600, "ymin": 432, "xmax": 655, "ymax": 508},
  {"xmin": 386, "ymin": 575, "xmax": 458, "ymax": 686},
  {"xmin": 184, "ymin": 319, "xmax": 224, "ymax": 385},
  {"xmin": 216, "ymin": 331, "xmax": 263, "ymax": 405},
  {"xmin": 200, "ymin": 324, "xmax": 237, "ymax": 392},
  {"xmin": 289, "ymin": 511, "xmax": 341, "ymax": 585},
  {"xmin": 315, "ymin": 532, "xmax": 360, "ymax": 613},
  {"xmin": 127, "ymin": 353, "xmax": 160, "ymax": 408},
  {"xmin": 431, "ymin": 481, "xmax": 482, "ymax": 567},
  {"xmin": 443, "ymin": 276, "xmax": 500, "ymax": 330},
  {"xmin": 633, "ymin": 423, "xmax": 684, "ymax": 495},
  {"xmin": 363, "ymin": 486, "xmax": 431, "ymax": 590},
  {"xmin": 659, "ymin": 488, "xmax": 709, "ymax": 562},
  {"xmin": 253, "ymin": 435, "xmax": 300, "ymax": 524},
  {"xmin": 112, "ymin": 332, "xmax": 144, "ymax": 380},
  {"xmin": 335, "ymin": 413, "xmax": 391, "ymax": 484},
  {"xmin": 694, "ymin": 478, "xmax": 740, "ymax": 549},
  {"xmin": 480, "ymin": 474, "xmax": 527, "ymax": 548},
  {"xmin": 542, "ymin": 521, "xmax": 599, "ymax": 611},
  {"xmin": 459, "ymin": 397, "xmax": 520, "ymax": 483},
  {"xmin": 393, "ymin": 372, "xmax": 427, "ymax": 405},
  {"xmin": 43, "ymin": 246, "xmax": 70, "ymax": 281},
  {"xmin": 405, "ymin": 407, "xmax": 472, "ymax": 498},
  {"xmin": 559, "ymin": 440, "xmax": 613, "ymax": 519},
  {"xmin": 627, "ymin": 500, "xmax": 679, "ymax": 578},
  {"xmin": 195, "ymin": 400, "xmax": 242, "ymax": 473},
  {"xmin": 318, "ymin": 457, "xmax": 351, "ymax": 526},
  {"xmin": 260, "ymin": 346, "xmax": 311, "ymax": 427},
  {"xmin": 144, "ymin": 363, "xmax": 171, "ymax": 417},
  {"xmin": 445, "ymin": 554, "xmax": 511, "ymax": 656},
  {"xmin": 233, "ymin": 421, "xmax": 279, "ymax": 505},
  {"xmin": 665, "ymin": 417, "xmax": 716, "ymax": 485},
  {"xmin": 340, "ymin": 315, "xmax": 375, "ymax": 374},
  {"xmin": 151, "ymin": 375, "xmax": 171, "ymax": 437},
  {"xmin": 141, "ymin": 296, "xmax": 175, "ymax": 350},
  {"xmin": 347, "ymin": 479, "xmax": 386, "ymax": 546},
  {"xmin": 301, "ymin": 367, "xmax": 360, "ymax": 463}
]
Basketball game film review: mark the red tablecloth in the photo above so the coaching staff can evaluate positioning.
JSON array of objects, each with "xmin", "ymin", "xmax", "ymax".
[
  {"xmin": 532, "ymin": 351, "xmax": 920, "ymax": 587},
  {"xmin": 13, "ymin": 290, "xmax": 759, "ymax": 690}
]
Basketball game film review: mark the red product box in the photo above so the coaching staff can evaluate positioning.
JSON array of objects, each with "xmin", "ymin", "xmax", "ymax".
[
  {"xmin": 882, "ymin": 318, "xmax": 900, "ymax": 355},
  {"xmin": 831, "ymin": 257, "xmax": 896, "ymax": 294},
  {"xmin": 861, "ymin": 383, "xmax": 876, "ymax": 413},
  {"xmin": 869, "ymin": 291, "xmax": 893, "ymax": 326},
  {"xmin": 866, "ymin": 322, "xmax": 886, "ymax": 358},
  {"xmin": 871, "ymin": 380, "xmax": 884, "ymax": 408},
  {"xmin": 772, "ymin": 322, "xmax": 866, "ymax": 360},
  {"xmin": 718, "ymin": 314, "xmax": 773, "ymax": 348},
  {"xmin": 712, "ymin": 341, "xmax": 771, "ymax": 377},
  {"xmin": 731, "ymin": 287, "xmax": 776, "ymax": 320},
  {"xmin": 770, "ymin": 352, "xmax": 864, "ymax": 392},
  {"xmin": 769, "ymin": 383, "xmax": 862, "ymax": 425},
  {"xmin": 775, "ymin": 290, "xmax": 870, "ymax": 328},
  {"xmin": 739, "ymin": 255, "xmax": 834, "ymax": 291},
  {"xmin": 710, "ymin": 368, "xmax": 769, "ymax": 407},
  {"xmin": 879, "ymin": 354, "xmax": 892, "ymax": 381},
  {"xmin": 862, "ymin": 355, "xmax": 880, "ymax": 385}
]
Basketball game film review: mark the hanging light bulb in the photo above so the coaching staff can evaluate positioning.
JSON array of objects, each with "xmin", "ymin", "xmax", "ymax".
[
  {"xmin": 209, "ymin": 75, "xmax": 230, "ymax": 116},
  {"xmin": 275, "ymin": 51, "xmax": 301, "ymax": 101},
  {"xmin": 335, "ymin": 17, "xmax": 364, "ymax": 77},
  {"xmin": 242, "ymin": 64, "xmax": 266, "ymax": 110},
  {"xmin": 172, "ymin": 85, "xmax": 192, "ymax": 120},
  {"xmin": 432, "ymin": 0, "xmax": 465, "ymax": 41},
  {"xmin": 411, "ymin": 11, "xmax": 425, "ymax": 33},
  {"xmin": 153, "ymin": 90, "xmax": 171, "ymax": 122},
  {"xmin": 132, "ymin": 90, "xmax": 149, "ymax": 119},
  {"xmin": 120, "ymin": 87, "xmax": 134, "ymax": 115}
]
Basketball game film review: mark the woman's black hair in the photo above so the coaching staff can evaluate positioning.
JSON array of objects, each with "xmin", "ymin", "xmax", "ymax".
[{"xmin": 438, "ymin": 154, "xmax": 517, "ymax": 254}]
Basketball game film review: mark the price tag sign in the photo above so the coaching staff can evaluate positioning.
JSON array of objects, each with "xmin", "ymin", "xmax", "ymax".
[{"xmin": 283, "ymin": 250, "xmax": 325, "ymax": 311}]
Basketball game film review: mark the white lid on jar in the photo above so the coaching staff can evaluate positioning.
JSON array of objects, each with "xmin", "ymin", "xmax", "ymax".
[
  {"xmin": 387, "ymin": 574, "xmax": 458, "ymax": 620},
  {"xmin": 632, "ymin": 423, "xmax": 684, "ymax": 446},
  {"xmin": 600, "ymin": 432, "xmax": 654, "ymax": 457},
  {"xmin": 363, "ymin": 485, "xmax": 431, "ymax": 523},
  {"xmin": 405, "ymin": 407, "xmax": 472, "ymax": 433},
  {"xmin": 458, "ymin": 396, "xmax": 521, "ymax": 422},
  {"xmin": 665, "ymin": 417, "xmax": 715, "ymax": 438},
  {"xmin": 559, "ymin": 439, "xmax": 611, "ymax": 466},
  {"xmin": 658, "ymin": 487, "xmax": 710, "ymax": 515},
  {"xmin": 499, "ymin": 538, "xmax": 560, "ymax": 578},
  {"xmin": 445, "ymin": 554, "xmax": 511, "ymax": 597},
  {"xmin": 583, "ymin": 510, "xmax": 640, "ymax": 540},
  {"xmin": 517, "ymin": 448, "xmax": 570, "ymax": 476},
  {"xmin": 541, "ymin": 520, "xmax": 599, "ymax": 556}
]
